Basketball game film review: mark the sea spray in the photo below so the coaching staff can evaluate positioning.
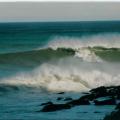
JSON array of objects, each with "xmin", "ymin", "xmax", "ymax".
[
  {"xmin": 0, "ymin": 57, "xmax": 120, "ymax": 92},
  {"xmin": 47, "ymin": 33, "xmax": 120, "ymax": 49},
  {"xmin": 74, "ymin": 48, "xmax": 102, "ymax": 62}
]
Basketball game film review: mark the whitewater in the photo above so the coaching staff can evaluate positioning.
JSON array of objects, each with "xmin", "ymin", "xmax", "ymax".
[{"xmin": 0, "ymin": 33, "xmax": 120, "ymax": 92}]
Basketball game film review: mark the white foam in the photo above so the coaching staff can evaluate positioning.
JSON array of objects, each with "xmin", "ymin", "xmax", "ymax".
[
  {"xmin": 1, "ymin": 33, "xmax": 120, "ymax": 92},
  {"xmin": 74, "ymin": 48, "xmax": 102, "ymax": 62},
  {"xmin": 0, "ymin": 57, "xmax": 120, "ymax": 92},
  {"xmin": 43, "ymin": 33, "xmax": 120, "ymax": 62},
  {"xmin": 47, "ymin": 33, "xmax": 120, "ymax": 49}
]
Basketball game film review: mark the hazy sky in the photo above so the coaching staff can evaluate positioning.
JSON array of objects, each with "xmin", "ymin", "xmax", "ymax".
[{"xmin": 0, "ymin": 2, "xmax": 120, "ymax": 22}]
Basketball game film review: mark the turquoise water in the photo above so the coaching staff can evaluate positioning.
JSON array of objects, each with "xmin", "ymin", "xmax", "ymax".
[{"xmin": 0, "ymin": 21, "xmax": 120, "ymax": 120}]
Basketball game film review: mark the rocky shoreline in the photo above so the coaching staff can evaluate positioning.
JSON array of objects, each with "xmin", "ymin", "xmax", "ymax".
[
  {"xmin": 39, "ymin": 85, "xmax": 120, "ymax": 119},
  {"xmin": 103, "ymin": 102, "xmax": 120, "ymax": 120}
]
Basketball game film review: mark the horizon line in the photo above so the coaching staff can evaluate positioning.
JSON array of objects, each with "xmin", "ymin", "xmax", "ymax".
[{"xmin": 0, "ymin": 20, "xmax": 120, "ymax": 23}]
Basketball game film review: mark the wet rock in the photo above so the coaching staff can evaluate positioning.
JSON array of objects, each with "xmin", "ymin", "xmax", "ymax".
[
  {"xmin": 107, "ymin": 86, "xmax": 120, "ymax": 97},
  {"xmin": 41, "ymin": 97, "xmax": 90, "ymax": 112},
  {"xmin": 40, "ymin": 85, "xmax": 120, "ymax": 113},
  {"xmin": 90, "ymin": 86, "xmax": 107, "ymax": 93},
  {"xmin": 115, "ymin": 103, "xmax": 120, "ymax": 110},
  {"xmin": 41, "ymin": 102, "xmax": 71, "ymax": 112},
  {"xmin": 68, "ymin": 97, "xmax": 90, "ymax": 106},
  {"xmin": 103, "ymin": 86, "xmax": 120, "ymax": 120},
  {"xmin": 57, "ymin": 97, "xmax": 63, "ymax": 101},
  {"xmin": 57, "ymin": 92, "xmax": 65, "ymax": 94},
  {"xmin": 88, "ymin": 86, "xmax": 120, "ymax": 101},
  {"xmin": 116, "ymin": 94, "xmax": 120, "ymax": 99},
  {"xmin": 103, "ymin": 102, "xmax": 120, "ymax": 120},
  {"xmin": 94, "ymin": 98, "xmax": 116, "ymax": 105},
  {"xmin": 80, "ymin": 94, "xmax": 96, "ymax": 101},
  {"xmin": 80, "ymin": 86, "xmax": 113, "ymax": 101},
  {"xmin": 90, "ymin": 86, "xmax": 108, "ymax": 98},
  {"xmin": 104, "ymin": 110, "xmax": 120, "ymax": 120}
]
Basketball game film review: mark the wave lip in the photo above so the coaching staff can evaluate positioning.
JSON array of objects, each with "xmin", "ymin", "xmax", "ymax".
[
  {"xmin": 0, "ymin": 46, "xmax": 120, "ymax": 65},
  {"xmin": 47, "ymin": 34, "xmax": 120, "ymax": 49},
  {"xmin": 1, "ymin": 33, "xmax": 120, "ymax": 65}
]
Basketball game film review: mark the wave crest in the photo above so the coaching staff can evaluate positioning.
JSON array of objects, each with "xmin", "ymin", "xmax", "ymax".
[
  {"xmin": 47, "ymin": 34, "xmax": 120, "ymax": 49},
  {"xmin": 0, "ymin": 58, "xmax": 120, "ymax": 92}
]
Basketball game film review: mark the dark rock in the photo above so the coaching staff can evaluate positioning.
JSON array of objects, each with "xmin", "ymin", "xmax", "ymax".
[
  {"xmin": 68, "ymin": 97, "xmax": 90, "ymax": 106},
  {"xmin": 41, "ymin": 97, "xmax": 90, "ymax": 112},
  {"xmin": 103, "ymin": 86, "xmax": 120, "ymax": 120},
  {"xmin": 107, "ymin": 86, "xmax": 120, "ymax": 96},
  {"xmin": 104, "ymin": 110, "xmax": 120, "ymax": 120},
  {"xmin": 41, "ymin": 102, "xmax": 71, "ymax": 112},
  {"xmin": 40, "ymin": 85, "xmax": 120, "ymax": 113},
  {"xmin": 57, "ymin": 97, "xmax": 63, "ymax": 101},
  {"xmin": 90, "ymin": 86, "xmax": 107, "ymax": 93},
  {"xmin": 90, "ymin": 86, "xmax": 108, "ymax": 98},
  {"xmin": 80, "ymin": 94, "xmax": 96, "ymax": 101},
  {"xmin": 116, "ymin": 94, "xmax": 120, "ymax": 99},
  {"xmin": 57, "ymin": 92, "xmax": 65, "ymax": 94},
  {"xmin": 115, "ymin": 103, "xmax": 120, "ymax": 110},
  {"xmin": 89, "ymin": 86, "xmax": 120, "ymax": 100},
  {"xmin": 94, "ymin": 98, "xmax": 116, "ymax": 105}
]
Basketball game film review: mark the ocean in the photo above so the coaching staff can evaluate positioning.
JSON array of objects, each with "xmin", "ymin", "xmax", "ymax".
[{"xmin": 0, "ymin": 21, "xmax": 120, "ymax": 120}]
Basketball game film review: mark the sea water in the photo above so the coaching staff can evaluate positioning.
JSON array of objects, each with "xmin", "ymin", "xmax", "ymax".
[{"xmin": 0, "ymin": 21, "xmax": 120, "ymax": 120}]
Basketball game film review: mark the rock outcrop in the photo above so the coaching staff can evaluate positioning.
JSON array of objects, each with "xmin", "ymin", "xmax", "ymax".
[{"xmin": 40, "ymin": 85, "xmax": 120, "ymax": 112}]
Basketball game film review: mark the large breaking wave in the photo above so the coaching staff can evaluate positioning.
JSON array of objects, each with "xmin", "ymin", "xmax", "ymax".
[
  {"xmin": 0, "ymin": 33, "xmax": 120, "ymax": 92},
  {"xmin": 0, "ymin": 56, "xmax": 120, "ymax": 92},
  {"xmin": 0, "ymin": 45, "xmax": 120, "ymax": 66}
]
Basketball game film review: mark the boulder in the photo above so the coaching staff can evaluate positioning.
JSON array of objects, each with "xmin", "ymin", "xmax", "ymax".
[
  {"xmin": 90, "ymin": 86, "xmax": 108, "ymax": 98},
  {"xmin": 68, "ymin": 97, "xmax": 90, "ymax": 106},
  {"xmin": 104, "ymin": 110, "xmax": 120, "ymax": 120},
  {"xmin": 80, "ymin": 94, "xmax": 96, "ymax": 101},
  {"xmin": 41, "ymin": 102, "xmax": 71, "ymax": 112}
]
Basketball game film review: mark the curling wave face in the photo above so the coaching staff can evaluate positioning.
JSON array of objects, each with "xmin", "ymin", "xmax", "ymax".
[{"xmin": 0, "ymin": 44, "xmax": 120, "ymax": 67}]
